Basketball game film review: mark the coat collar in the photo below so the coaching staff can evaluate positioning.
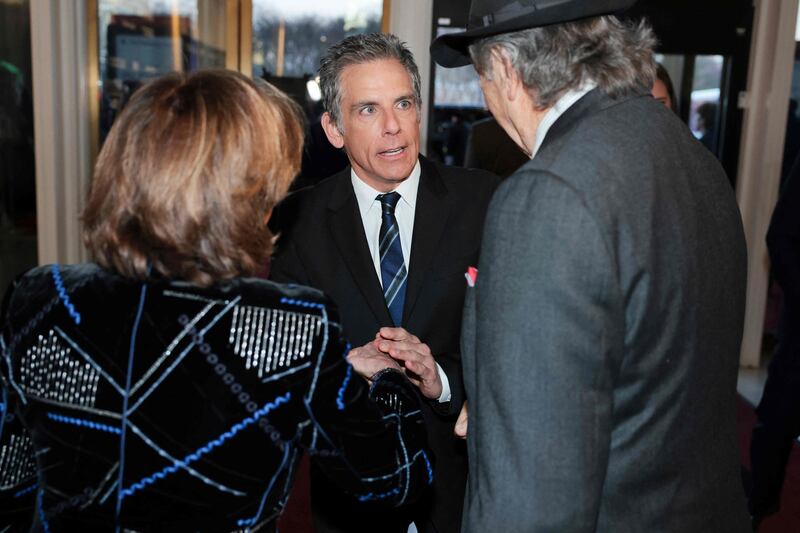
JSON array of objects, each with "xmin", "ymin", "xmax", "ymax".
[{"xmin": 537, "ymin": 88, "xmax": 648, "ymax": 155}]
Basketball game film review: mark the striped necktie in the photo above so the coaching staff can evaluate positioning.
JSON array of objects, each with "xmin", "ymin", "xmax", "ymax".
[{"xmin": 377, "ymin": 192, "xmax": 407, "ymax": 326}]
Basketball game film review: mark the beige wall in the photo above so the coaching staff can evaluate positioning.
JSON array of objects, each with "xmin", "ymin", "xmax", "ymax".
[
  {"xmin": 31, "ymin": 0, "xmax": 92, "ymax": 265},
  {"xmin": 389, "ymin": 0, "xmax": 433, "ymax": 155},
  {"xmin": 736, "ymin": 0, "xmax": 799, "ymax": 367}
]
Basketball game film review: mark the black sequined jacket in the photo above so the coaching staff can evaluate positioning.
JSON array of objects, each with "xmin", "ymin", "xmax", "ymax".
[{"xmin": 0, "ymin": 264, "xmax": 432, "ymax": 532}]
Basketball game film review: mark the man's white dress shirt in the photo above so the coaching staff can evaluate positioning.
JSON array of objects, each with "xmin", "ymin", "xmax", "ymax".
[
  {"xmin": 531, "ymin": 81, "xmax": 597, "ymax": 158},
  {"xmin": 351, "ymin": 160, "xmax": 451, "ymax": 403}
]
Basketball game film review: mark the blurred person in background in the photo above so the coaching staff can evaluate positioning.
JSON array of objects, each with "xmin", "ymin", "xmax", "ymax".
[
  {"xmin": 652, "ymin": 62, "xmax": 678, "ymax": 113},
  {"xmin": 697, "ymin": 101, "xmax": 719, "ymax": 152},
  {"xmin": 749, "ymin": 156, "xmax": 800, "ymax": 529}
]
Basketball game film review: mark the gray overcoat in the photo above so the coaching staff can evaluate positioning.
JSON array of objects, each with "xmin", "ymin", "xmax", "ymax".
[{"xmin": 461, "ymin": 88, "xmax": 751, "ymax": 532}]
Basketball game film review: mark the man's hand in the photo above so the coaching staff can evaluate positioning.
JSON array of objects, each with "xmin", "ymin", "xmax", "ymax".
[
  {"xmin": 455, "ymin": 402, "xmax": 468, "ymax": 439},
  {"xmin": 374, "ymin": 327, "xmax": 443, "ymax": 400},
  {"xmin": 347, "ymin": 342, "xmax": 401, "ymax": 381}
]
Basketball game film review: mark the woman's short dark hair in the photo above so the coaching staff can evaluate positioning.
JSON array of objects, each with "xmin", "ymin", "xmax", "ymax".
[
  {"xmin": 82, "ymin": 70, "xmax": 304, "ymax": 286},
  {"xmin": 656, "ymin": 62, "xmax": 678, "ymax": 113}
]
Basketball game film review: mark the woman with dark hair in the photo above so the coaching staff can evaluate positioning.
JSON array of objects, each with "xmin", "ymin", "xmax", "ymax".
[
  {"xmin": 652, "ymin": 62, "xmax": 677, "ymax": 113},
  {"xmin": 0, "ymin": 70, "xmax": 430, "ymax": 531}
]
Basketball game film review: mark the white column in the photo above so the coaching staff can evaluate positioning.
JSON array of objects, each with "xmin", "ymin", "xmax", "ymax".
[
  {"xmin": 390, "ymin": 0, "xmax": 433, "ymax": 155},
  {"xmin": 30, "ymin": 0, "xmax": 92, "ymax": 265},
  {"xmin": 735, "ymin": 0, "xmax": 799, "ymax": 367}
]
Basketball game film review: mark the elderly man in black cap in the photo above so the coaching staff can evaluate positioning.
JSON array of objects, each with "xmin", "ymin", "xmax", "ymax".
[{"xmin": 432, "ymin": 1, "xmax": 752, "ymax": 531}]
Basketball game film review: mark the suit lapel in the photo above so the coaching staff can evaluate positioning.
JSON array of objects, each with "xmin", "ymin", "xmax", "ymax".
[
  {"xmin": 326, "ymin": 170, "xmax": 393, "ymax": 326},
  {"xmin": 403, "ymin": 157, "xmax": 450, "ymax": 324}
]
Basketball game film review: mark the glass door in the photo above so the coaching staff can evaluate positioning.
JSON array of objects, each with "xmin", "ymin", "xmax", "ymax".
[
  {"xmin": 94, "ymin": 0, "xmax": 234, "ymax": 142},
  {"xmin": 251, "ymin": 0, "xmax": 385, "ymax": 186},
  {"xmin": 0, "ymin": 0, "xmax": 37, "ymax": 294}
]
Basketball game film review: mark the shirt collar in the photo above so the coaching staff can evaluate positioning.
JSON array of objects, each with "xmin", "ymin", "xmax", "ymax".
[
  {"xmin": 351, "ymin": 159, "xmax": 421, "ymax": 214},
  {"xmin": 531, "ymin": 80, "xmax": 597, "ymax": 158}
]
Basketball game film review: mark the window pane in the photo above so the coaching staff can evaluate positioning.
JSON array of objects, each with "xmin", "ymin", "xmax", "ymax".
[
  {"xmin": 251, "ymin": 0, "xmax": 383, "ymax": 187},
  {"xmin": 428, "ymin": 26, "xmax": 492, "ymax": 169},
  {"xmin": 97, "ymin": 0, "xmax": 229, "ymax": 141},
  {"xmin": 251, "ymin": 0, "xmax": 383, "ymax": 79},
  {"xmin": 0, "ymin": 0, "xmax": 37, "ymax": 293},
  {"xmin": 432, "ymin": 27, "xmax": 485, "ymax": 109},
  {"xmin": 690, "ymin": 55, "xmax": 724, "ymax": 154}
]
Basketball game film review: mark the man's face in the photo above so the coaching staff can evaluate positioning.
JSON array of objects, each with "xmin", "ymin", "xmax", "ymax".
[
  {"xmin": 478, "ymin": 63, "xmax": 529, "ymax": 155},
  {"xmin": 479, "ymin": 72, "xmax": 507, "ymax": 128},
  {"xmin": 322, "ymin": 58, "xmax": 420, "ymax": 192}
]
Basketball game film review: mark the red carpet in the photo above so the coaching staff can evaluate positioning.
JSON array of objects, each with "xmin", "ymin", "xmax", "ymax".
[
  {"xmin": 277, "ymin": 399, "xmax": 799, "ymax": 532},
  {"xmin": 738, "ymin": 397, "xmax": 800, "ymax": 532},
  {"xmin": 276, "ymin": 453, "xmax": 313, "ymax": 533}
]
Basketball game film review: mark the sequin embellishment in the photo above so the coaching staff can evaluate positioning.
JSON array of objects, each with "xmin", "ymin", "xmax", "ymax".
[
  {"xmin": 21, "ymin": 330, "xmax": 100, "ymax": 407},
  {"xmin": 229, "ymin": 306, "xmax": 321, "ymax": 377},
  {"xmin": 0, "ymin": 432, "xmax": 37, "ymax": 489}
]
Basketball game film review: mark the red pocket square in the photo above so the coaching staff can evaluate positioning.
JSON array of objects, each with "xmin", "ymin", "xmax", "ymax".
[{"xmin": 464, "ymin": 266, "xmax": 478, "ymax": 287}]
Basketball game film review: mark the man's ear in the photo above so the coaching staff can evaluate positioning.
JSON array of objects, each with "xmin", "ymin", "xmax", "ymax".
[
  {"xmin": 321, "ymin": 112, "xmax": 345, "ymax": 149},
  {"xmin": 496, "ymin": 51, "xmax": 522, "ymax": 102}
]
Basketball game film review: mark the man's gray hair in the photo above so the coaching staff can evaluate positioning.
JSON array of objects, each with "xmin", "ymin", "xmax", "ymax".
[
  {"xmin": 319, "ymin": 32, "xmax": 422, "ymax": 131},
  {"xmin": 469, "ymin": 16, "xmax": 656, "ymax": 108}
]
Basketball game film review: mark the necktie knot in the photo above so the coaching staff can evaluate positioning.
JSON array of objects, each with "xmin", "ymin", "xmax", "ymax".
[{"xmin": 377, "ymin": 192, "xmax": 401, "ymax": 214}]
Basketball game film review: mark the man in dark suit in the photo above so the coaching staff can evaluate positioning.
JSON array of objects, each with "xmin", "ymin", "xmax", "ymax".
[
  {"xmin": 432, "ymin": 1, "xmax": 751, "ymax": 531},
  {"xmin": 749, "ymin": 156, "xmax": 800, "ymax": 528},
  {"xmin": 270, "ymin": 32, "xmax": 499, "ymax": 533}
]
